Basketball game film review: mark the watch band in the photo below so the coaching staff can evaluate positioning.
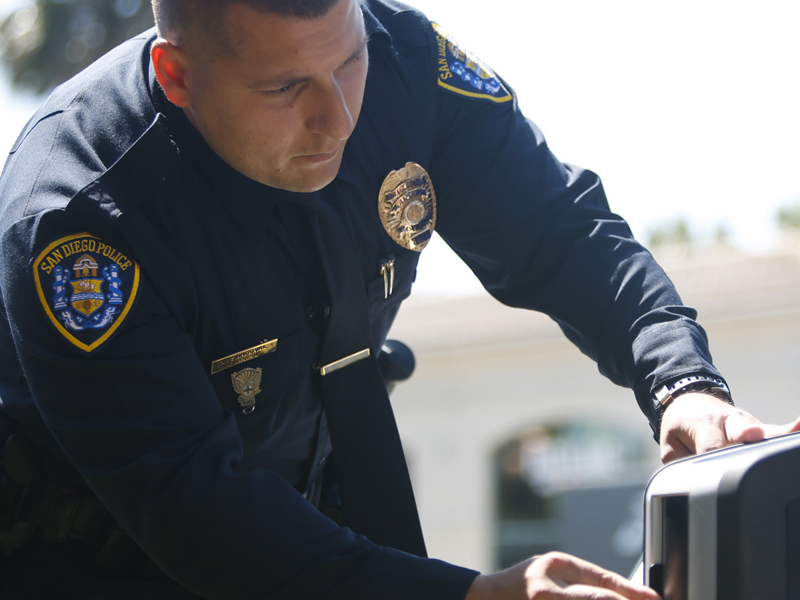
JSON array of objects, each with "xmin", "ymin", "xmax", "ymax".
[
  {"xmin": 649, "ymin": 374, "xmax": 732, "ymax": 442},
  {"xmin": 652, "ymin": 374, "xmax": 732, "ymax": 414}
]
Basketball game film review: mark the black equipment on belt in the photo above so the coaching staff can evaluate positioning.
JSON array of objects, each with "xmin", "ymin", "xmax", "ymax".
[{"xmin": 0, "ymin": 431, "xmax": 157, "ymax": 579}]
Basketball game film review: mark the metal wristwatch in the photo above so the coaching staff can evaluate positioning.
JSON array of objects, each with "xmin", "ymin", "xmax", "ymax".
[{"xmin": 652, "ymin": 374, "xmax": 732, "ymax": 423}]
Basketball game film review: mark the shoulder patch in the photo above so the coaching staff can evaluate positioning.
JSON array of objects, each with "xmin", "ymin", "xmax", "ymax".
[
  {"xmin": 33, "ymin": 232, "xmax": 140, "ymax": 353},
  {"xmin": 432, "ymin": 22, "xmax": 513, "ymax": 104}
]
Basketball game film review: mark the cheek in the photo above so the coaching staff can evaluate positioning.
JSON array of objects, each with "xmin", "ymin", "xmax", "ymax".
[
  {"xmin": 223, "ymin": 99, "xmax": 288, "ymax": 146},
  {"xmin": 234, "ymin": 111, "xmax": 306, "ymax": 169},
  {"xmin": 192, "ymin": 90, "xmax": 248, "ymax": 146}
]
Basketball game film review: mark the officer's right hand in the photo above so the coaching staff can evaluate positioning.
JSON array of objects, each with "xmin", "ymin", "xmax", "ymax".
[{"xmin": 464, "ymin": 552, "xmax": 660, "ymax": 600}]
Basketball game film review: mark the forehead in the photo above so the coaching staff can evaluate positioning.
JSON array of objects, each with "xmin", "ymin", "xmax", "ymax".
[{"xmin": 215, "ymin": 0, "xmax": 365, "ymax": 68}]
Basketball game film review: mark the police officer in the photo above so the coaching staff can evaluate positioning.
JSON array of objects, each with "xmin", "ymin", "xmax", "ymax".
[{"xmin": 1, "ymin": 0, "xmax": 797, "ymax": 598}]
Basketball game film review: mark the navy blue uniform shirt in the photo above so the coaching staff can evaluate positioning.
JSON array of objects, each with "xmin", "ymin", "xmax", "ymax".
[{"xmin": 0, "ymin": 0, "xmax": 724, "ymax": 597}]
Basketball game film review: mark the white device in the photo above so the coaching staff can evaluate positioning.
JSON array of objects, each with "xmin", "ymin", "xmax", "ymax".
[{"xmin": 642, "ymin": 432, "xmax": 800, "ymax": 600}]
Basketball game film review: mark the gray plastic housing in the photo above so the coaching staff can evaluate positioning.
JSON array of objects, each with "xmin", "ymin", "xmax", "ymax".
[{"xmin": 643, "ymin": 432, "xmax": 800, "ymax": 600}]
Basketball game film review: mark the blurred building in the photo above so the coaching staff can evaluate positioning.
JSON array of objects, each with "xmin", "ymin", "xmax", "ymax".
[{"xmin": 387, "ymin": 242, "xmax": 800, "ymax": 575}]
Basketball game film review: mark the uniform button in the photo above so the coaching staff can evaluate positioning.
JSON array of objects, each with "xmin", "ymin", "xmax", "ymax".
[
  {"xmin": 305, "ymin": 304, "xmax": 330, "ymax": 323},
  {"xmin": 306, "ymin": 304, "xmax": 330, "ymax": 338},
  {"xmin": 318, "ymin": 455, "xmax": 328, "ymax": 466}
]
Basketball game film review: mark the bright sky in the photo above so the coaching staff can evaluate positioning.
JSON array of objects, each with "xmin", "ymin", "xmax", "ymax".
[
  {"xmin": 1, "ymin": 0, "xmax": 798, "ymax": 296},
  {"xmin": 411, "ymin": 0, "xmax": 800, "ymax": 295}
]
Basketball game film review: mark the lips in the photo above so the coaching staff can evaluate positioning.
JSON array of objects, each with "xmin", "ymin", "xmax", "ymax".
[{"xmin": 300, "ymin": 148, "xmax": 340, "ymax": 163}]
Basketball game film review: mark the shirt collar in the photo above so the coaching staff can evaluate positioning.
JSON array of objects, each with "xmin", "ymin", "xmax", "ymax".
[{"xmin": 362, "ymin": 1, "xmax": 390, "ymax": 41}]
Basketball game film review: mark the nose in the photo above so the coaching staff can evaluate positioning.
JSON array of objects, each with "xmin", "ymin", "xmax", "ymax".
[{"xmin": 306, "ymin": 78, "xmax": 355, "ymax": 141}]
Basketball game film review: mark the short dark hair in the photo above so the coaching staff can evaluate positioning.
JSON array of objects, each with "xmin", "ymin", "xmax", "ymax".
[{"xmin": 152, "ymin": 0, "xmax": 341, "ymax": 42}]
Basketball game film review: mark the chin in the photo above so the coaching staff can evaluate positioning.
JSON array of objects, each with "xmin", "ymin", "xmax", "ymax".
[
  {"xmin": 275, "ymin": 175, "xmax": 336, "ymax": 194},
  {"xmin": 270, "ymin": 160, "xmax": 342, "ymax": 194}
]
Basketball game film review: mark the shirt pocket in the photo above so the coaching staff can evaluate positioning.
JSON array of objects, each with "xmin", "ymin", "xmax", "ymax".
[{"xmin": 208, "ymin": 326, "xmax": 317, "ymax": 454}]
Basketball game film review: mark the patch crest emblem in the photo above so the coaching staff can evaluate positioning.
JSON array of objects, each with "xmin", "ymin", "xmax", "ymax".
[
  {"xmin": 33, "ymin": 232, "xmax": 140, "ymax": 352},
  {"xmin": 378, "ymin": 162, "xmax": 436, "ymax": 252},
  {"xmin": 432, "ymin": 22, "xmax": 512, "ymax": 104}
]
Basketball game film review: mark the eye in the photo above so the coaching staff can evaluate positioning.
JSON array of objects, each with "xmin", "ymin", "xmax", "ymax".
[
  {"xmin": 342, "ymin": 47, "xmax": 366, "ymax": 69},
  {"xmin": 265, "ymin": 83, "xmax": 296, "ymax": 97}
]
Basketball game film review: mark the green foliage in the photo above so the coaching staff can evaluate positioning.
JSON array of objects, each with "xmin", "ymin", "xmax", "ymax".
[
  {"xmin": 777, "ymin": 202, "xmax": 800, "ymax": 230},
  {"xmin": 0, "ymin": 0, "xmax": 154, "ymax": 95},
  {"xmin": 712, "ymin": 222, "xmax": 730, "ymax": 245},
  {"xmin": 646, "ymin": 217, "xmax": 693, "ymax": 249}
]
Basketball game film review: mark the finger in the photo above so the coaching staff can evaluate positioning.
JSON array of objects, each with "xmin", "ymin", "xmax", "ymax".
[
  {"xmin": 723, "ymin": 412, "xmax": 766, "ymax": 445},
  {"xmin": 690, "ymin": 413, "xmax": 740, "ymax": 455},
  {"xmin": 786, "ymin": 416, "xmax": 800, "ymax": 433},
  {"xmin": 659, "ymin": 408, "xmax": 697, "ymax": 463},
  {"xmin": 564, "ymin": 583, "xmax": 660, "ymax": 600},
  {"xmin": 543, "ymin": 554, "xmax": 660, "ymax": 599},
  {"xmin": 660, "ymin": 433, "xmax": 693, "ymax": 464},
  {"xmin": 764, "ymin": 416, "xmax": 800, "ymax": 438}
]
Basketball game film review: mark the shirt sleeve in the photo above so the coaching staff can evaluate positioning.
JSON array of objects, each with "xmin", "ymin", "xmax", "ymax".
[
  {"xmin": 0, "ymin": 215, "xmax": 478, "ymax": 600},
  {"xmin": 425, "ymin": 31, "xmax": 724, "ymax": 428}
]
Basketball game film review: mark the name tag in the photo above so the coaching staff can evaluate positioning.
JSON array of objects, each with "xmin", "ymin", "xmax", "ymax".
[{"xmin": 211, "ymin": 339, "xmax": 278, "ymax": 374}]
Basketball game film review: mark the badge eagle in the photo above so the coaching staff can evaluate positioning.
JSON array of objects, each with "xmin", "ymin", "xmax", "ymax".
[{"xmin": 33, "ymin": 232, "xmax": 140, "ymax": 352}]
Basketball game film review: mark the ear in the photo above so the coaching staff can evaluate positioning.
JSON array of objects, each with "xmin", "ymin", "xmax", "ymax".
[{"xmin": 151, "ymin": 38, "xmax": 191, "ymax": 107}]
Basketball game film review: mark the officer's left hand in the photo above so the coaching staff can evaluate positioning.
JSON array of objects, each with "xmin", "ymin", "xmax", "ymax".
[{"xmin": 659, "ymin": 392, "xmax": 800, "ymax": 463}]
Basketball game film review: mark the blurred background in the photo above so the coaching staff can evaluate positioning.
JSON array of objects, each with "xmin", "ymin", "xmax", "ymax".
[{"xmin": 2, "ymin": 0, "xmax": 799, "ymax": 577}]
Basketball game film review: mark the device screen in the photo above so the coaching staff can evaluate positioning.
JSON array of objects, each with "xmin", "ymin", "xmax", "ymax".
[{"xmin": 662, "ymin": 495, "xmax": 688, "ymax": 600}]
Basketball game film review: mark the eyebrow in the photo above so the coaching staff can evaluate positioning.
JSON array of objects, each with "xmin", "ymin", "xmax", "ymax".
[{"xmin": 248, "ymin": 33, "xmax": 370, "ymax": 90}]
